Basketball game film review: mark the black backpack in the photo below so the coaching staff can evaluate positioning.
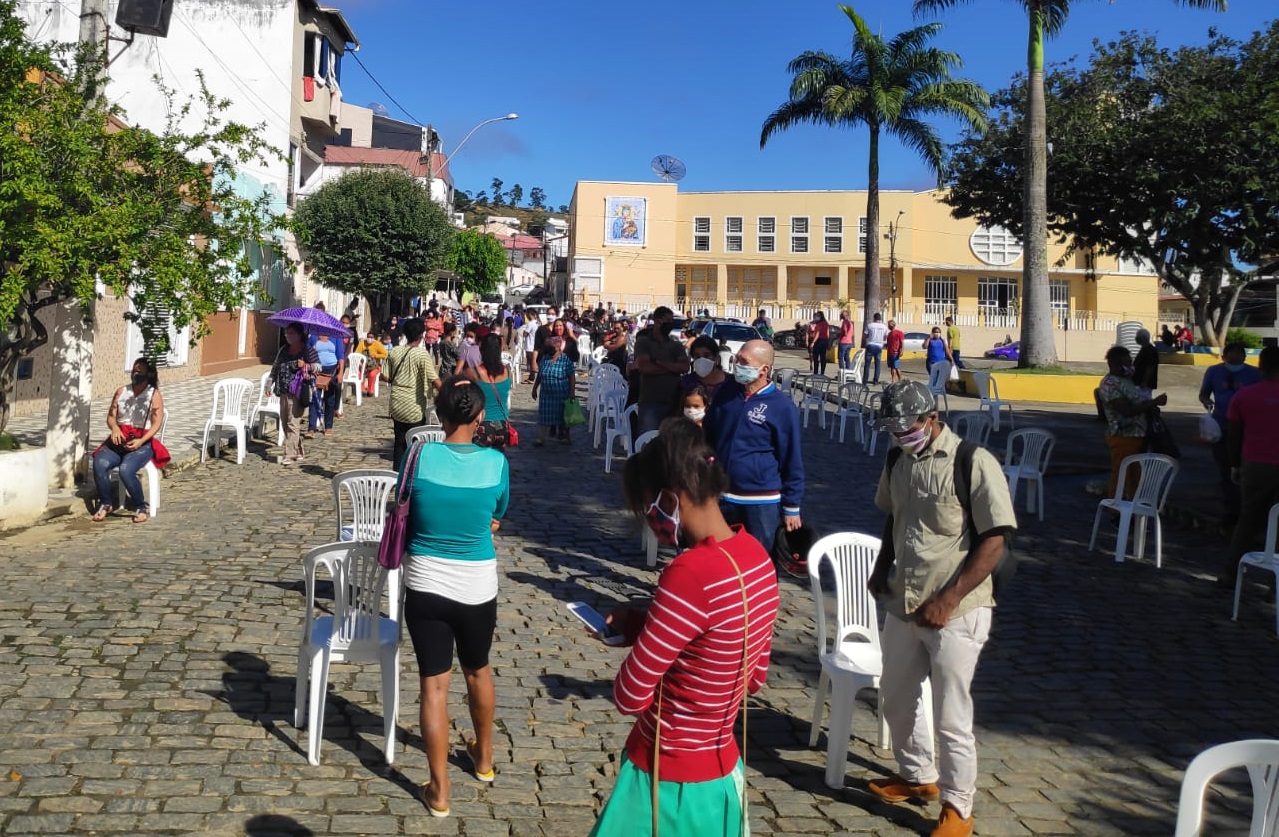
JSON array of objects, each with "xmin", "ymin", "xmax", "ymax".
[{"xmin": 885, "ymin": 440, "xmax": 1018, "ymax": 600}]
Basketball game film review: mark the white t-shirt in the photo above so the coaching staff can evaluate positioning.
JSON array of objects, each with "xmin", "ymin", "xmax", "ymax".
[
  {"xmin": 520, "ymin": 321, "xmax": 539, "ymax": 352},
  {"xmin": 865, "ymin": 321, "xmax": 889, "ymax": 348}
]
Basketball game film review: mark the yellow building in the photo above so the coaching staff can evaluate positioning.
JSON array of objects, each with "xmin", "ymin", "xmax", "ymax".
[{"xmin": 567, "ymin": 182, "xmax": 1159, "ymax": 360}]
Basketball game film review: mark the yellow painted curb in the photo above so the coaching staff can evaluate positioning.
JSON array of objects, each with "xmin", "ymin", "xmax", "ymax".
[{"xmin": 953, "ymin": 369, "xmax": 1099, "ymax": 404}]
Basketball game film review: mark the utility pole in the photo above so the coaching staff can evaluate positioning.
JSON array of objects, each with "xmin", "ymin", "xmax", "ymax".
[
  {"xmin": 884, "ymin": 210, "xmax": 904, "ymax": 318},
  {"xmin": 47, "ymin": 0, "xmax": 111, "ymax": 490}
]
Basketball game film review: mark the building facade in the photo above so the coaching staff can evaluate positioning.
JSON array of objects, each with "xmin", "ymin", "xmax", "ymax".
[{"xmin": 568, "ymin": 182, "xmax": 1160, "ymax": 360}]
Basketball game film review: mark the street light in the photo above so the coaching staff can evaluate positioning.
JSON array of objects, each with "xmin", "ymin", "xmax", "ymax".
[{"xmin": 426, "ymin": 113, "xmax": 519, "ymax": 192}]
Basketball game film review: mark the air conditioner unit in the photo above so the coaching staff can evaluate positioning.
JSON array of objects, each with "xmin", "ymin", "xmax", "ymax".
[{"xmin": 115, "ymin": 0, "xmax": 175, "ymax": 37}]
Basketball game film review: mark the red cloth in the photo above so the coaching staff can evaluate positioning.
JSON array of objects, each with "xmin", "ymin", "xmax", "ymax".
[
  {"xmin": 614, "ymin": 527, "xmax": 780, "ymax": 783},
  {"xmin": 1227, "ymin": 379, "xmax": 1279, "ymax": 465},
  {"xmin": 93, "ymin": 424, "xmax": 171, "ymax": 470},
  {"xmin": 885, "ymin": 328, "xmax": 905, "ymax": 354},
  {"xmin": 303, "ymin": 76, "xmax": 315, "ymax": 102}
]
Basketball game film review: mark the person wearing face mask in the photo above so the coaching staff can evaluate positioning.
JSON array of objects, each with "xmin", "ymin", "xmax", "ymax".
[
  {"xmin": 603, "ymin": 319, "xmax": 630, "ymax": 371},
  {"xmin": 1199, "ymin": 342, "xmax": 1261, "ymax": 534},
  {"xmin": 634, "ymin": 307, "xmax": 690, "ymax": 436},
  {"xmin": 589, "ymin": 417, "xmax": 780, "ymax": 837},
  {"xmin": 1098, "ymin": 345, "xmax": 1167, "ymax": 501},
  {"xmin": 1221, "ymin": 345, "xmax": 1279, "ymax": 590},
  {"xmin": 455, "ymin": 322, "xmax": 483, "ymax": 378},
  {"xmin": 681, "ymin": 387, "xmax": 709, "ymax": 429},
  {"xmin": 91, "ymin": 357, "xmax": 170, "ymax": 522},
  {"xmin": 705, "ymin": 339, "xmax": 804, "ymax": 558},
  {"xmin": 270, "ymin": 324, "xmax": 321, "ymax": 466},
  {"xmin": 681, "ymin": 336, "xmax": 728, "ymax": 402},
  {"xmin": 866, "ymin": 380, "xmax": 1016, "ymax": 837}
]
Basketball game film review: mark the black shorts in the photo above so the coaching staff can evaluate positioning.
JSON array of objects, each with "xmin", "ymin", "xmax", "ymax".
[{"xmin": 403, "ymin": 589, "xmax": 498, "ymax": 677}]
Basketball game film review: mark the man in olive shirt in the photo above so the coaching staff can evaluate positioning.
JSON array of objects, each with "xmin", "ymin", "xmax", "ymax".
[
  {"xmin": 866, "ymin": 380, "xmax": 1016, "ymax": 837},
  {"xmin": 944, "ymin": 316, "xmax": 964, "ymax": 369},
  {"xmin": 381, "ymin": 318, "xmax": 440, "ymax": 467},
  {"xmin": 634, "ymin": 306, "xmax": 688, "ymax": 436}
]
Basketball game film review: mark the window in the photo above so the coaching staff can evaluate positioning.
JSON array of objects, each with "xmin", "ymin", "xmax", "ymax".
[
  {"xmin": 726, "ymin": 216, "xmax": 743, "ymax": 233},
  {"xmin": 824, "ymin": 236, "xmax": 842, "ymax": 254},
  {"xmin": 1050, "ymin": 280, "xmax": 1070, "ymax": 310},
  {"xmin": 693, "ymin": 216, "xmax": 710, "ymax": 252},
  {"xmin": 824, "ymin": 216, "xmax": 842, "ymax": 234},
  {"xmin": 758, "ymin": 236, "xmax": 775, "ymax": 253},
  {"xmin": 924, "ymin": 274, "xmax": 958, "ymax": 320},
  {"xmin": 757, "ymin": 217, "xmax": 775, "ymax": 253},
  {"xmin": 726, "ymin": 236, "xmax": 743, "ymax": 252},
  {"xmin": 858, "ymin": 216, "xmax": 868, "ymax": 253},
  {"xmin": 791, "ymin": 216, "xmax": 808, "ymax": 253},
  {"xmin": 970, "ymin": 226, "xmax": 1023, "ymax": 266},
  {"xmin": 816, "ymin": 276, "xmax": 832, "ymax": 286},
  {"xmin": 758, "ymin": 216, "xmax": 775, "ymax": 234},
  {"xmin": 977, "ymin": 276, "xmax": 1020, "ymax": 311}
]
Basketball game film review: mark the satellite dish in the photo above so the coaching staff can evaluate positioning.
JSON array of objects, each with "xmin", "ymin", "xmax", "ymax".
[
  {"xmin": 368, "ymin": 101, "xmax": 389, "ymax": 116},
  {"xmin": 651, "ymin": 155, "xmax": 687, "ymax": 182}
]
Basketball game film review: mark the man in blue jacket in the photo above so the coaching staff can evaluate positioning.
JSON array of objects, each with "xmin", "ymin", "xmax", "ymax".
[{"xmin": 706, "ymin": 339, "xmax": 804, "ymax": 557}]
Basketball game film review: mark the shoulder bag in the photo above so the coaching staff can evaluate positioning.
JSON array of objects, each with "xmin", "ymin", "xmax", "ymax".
[{"xmin": 377, "ymin": 440, "xmax": 423, "ymax": 570}]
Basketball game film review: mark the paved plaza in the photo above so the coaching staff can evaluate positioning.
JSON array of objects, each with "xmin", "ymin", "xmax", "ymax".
[{"xmin": 2, "ymin": 362, "xmax": 1277, "ymax": 836}]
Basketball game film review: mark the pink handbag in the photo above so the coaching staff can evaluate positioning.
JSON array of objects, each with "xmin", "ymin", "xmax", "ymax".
[{"xmin": 377, "ymin": 441, "xmax": 422, "ymax": 570}]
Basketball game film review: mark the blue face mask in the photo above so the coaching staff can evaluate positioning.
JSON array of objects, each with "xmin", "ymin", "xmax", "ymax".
[
  {"xmin": 1225, "ymin": 363, "xmax": 1247, "ymax": 373},
  {"xmin": 734, "ymin": 364, "xmax": 763, "ymax": 386}
]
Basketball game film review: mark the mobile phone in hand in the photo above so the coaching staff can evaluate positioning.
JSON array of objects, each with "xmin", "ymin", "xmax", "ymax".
[{"xmin": 567, "ymin": 602, "xmax": 625, "ymax": 646}]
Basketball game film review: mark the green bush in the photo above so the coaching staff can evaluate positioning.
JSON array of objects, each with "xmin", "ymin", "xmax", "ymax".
[{"xmin": 1226, "ymin": 328, "xmax": 1264, "ymax": 349}]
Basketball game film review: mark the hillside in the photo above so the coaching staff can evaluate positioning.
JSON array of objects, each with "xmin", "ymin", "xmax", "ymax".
[{"xmin": 457, "ymin": 201, "xmax": 566, "ymax": 233}]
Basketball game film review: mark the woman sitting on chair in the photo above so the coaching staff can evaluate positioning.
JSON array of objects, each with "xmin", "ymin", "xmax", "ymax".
[
  {"xmin": 91, "ymin": 357, "xmax": 169, "ymax": 523},
  {"xmin": 403, "ymin": 378, "xmax": 510, "ymax": 818}
]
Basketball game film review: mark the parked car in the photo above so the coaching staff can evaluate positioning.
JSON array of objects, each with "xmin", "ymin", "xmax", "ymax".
[
  {"xmin": 902, "ymin": 331, "xmax": 930, "ymax": 351},
  {"xmin": 690, "ymin": 319, "xmax": 764, "ymax": 358},
  {"xmin": 773, "ymin": 323, "xmax": 807, "ymax": 350},
  {"xmin": 985, "ymin": 341, "xmax": 1021, "ymax": 361}
]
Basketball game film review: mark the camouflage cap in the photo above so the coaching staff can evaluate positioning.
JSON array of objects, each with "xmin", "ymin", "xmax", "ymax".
[{"xmin": 875, "ymin": 380, "xmax": 936, "ymax": 432}]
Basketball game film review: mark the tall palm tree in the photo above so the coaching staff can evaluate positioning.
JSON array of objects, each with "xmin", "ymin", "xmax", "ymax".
[
  {"xmin": 761, "ymin": 5, "xmax": 987, "ymax": 326},
  {"xmin": 913, "ymin": 0, "xmax": 1226, "ymax": 368}
]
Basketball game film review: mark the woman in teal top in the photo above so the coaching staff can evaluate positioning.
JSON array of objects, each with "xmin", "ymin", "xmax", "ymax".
[
  {"xmin": 403, "ymin": 378, "xmax": 510, "ymax": 818},
  {"xmin": 472, "ymin": 333, "xmax": 514, "ymax": 450}
]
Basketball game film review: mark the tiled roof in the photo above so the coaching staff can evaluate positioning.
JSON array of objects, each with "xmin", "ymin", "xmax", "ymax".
[{"xmin": 323, "ymin": 146, "xmax": 452, "ymax": 184}]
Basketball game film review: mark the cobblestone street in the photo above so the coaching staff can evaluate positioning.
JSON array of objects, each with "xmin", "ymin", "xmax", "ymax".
[{"xmin": 2, "ymin": 376, "xmax": 1277, "ymax": 836}]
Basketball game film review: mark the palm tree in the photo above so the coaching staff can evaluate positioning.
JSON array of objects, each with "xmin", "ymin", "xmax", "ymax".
[
  {"xmin": 913, "ymin": 0, "xmax": 1226, "ymax": 368},
  {"xmin": 761, "ymin": 5, "xmax": 987, "ymax": 326}
]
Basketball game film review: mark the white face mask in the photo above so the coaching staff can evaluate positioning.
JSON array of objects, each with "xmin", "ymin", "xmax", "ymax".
[
  {"xmin": 692, "ymin": 357, "xmax": 717, "ymax": 378},
  {"xmin": 683, "ymin": 407, "xmax": 706, "ymax": 422}
]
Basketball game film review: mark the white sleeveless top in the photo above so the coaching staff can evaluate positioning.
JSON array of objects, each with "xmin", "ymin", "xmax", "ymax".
[{"xmin": 117, "ymin": 386, "xmax": 155, "ymax": 429}]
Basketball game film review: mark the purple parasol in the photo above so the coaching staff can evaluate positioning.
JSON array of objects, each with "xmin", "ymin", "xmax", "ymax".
[{"xmin": 267, "ymin": 307, "xmax": 352, "ymax": 340}]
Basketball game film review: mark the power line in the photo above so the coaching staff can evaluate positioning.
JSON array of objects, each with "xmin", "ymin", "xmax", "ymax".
[{"xmin": 347, "ymin": 51, "xmax": 425, "ymax": 127}]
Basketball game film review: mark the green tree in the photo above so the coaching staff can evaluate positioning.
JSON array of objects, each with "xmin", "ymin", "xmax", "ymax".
[
  {"xmin": 448, "ymin": 229, "xmax": 508, "ymax": 303},
  {"xmin": 913, "ymin": 0, "xmax": 1226, "ymax": 368},
  {"xmin": 761, "ymin": 4, "xmax": 987, "ymax": 323},
  {"xmin": 292, "ymin": 169, "xmax": 455, "ymax": 319},
  {"xmin": 509, "ymin": 183, "xmax": 524, "ymax": 207},
  {"xmin": 944, "ymin": 27, "xmax": 1279, "ymax": 346},
  {"xmin": 529, "ymin": 186, "xmax": 547, "ymax": 209},
  {"xmin": 490, "ymin": 177, "xmax": 505, "ymax": 206},
  {"xmin": 473, "ymin": 190, "xmax": 488, "ymax": 205},
  {"xmin": 557, "ymin": 204, "xmax": 570, "ymax": 214},
  {"xmin": 0, "ymin": 2, "xmax": 288, "ymax": 436}
]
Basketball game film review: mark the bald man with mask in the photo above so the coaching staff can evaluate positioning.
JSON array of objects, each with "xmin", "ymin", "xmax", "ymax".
[{"xmin": 705, "ymin": 340, "xmax": 805, "ymax": 557}]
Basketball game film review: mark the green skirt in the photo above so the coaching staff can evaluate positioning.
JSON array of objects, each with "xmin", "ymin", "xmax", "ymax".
[{"xmin": 589, "ymin": 755, "xmax": 748, "ymax": 837}]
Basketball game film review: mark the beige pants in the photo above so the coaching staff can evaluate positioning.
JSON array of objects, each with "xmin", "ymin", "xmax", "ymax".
[
  {"xmin": 880, "ymin": 608, "xmax": 991, "ymax": 818},
  {"xmin": 280, "ymin": 393, "xmax": 308, "ymax": 459}
]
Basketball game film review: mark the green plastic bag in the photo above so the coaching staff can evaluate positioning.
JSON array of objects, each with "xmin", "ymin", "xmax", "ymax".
[{"xmin": 563, "ymin": 397, "xmax": 586, "ymax": 427}]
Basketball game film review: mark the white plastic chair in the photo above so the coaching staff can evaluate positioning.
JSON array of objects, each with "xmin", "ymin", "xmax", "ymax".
[
  {"xmin": 830, "ymin": 382, "xmax": 866, "ymax": 443},
  {"xmin": 843, "ymin": 349, "xmax": 867, "ymax": 385},
  {"xmin": 501, "ymin": 351, "xmax": 521, "ymax": 384},
  {"xmin": 112, "ymin": 407, "xmax": 168, "ymax": 517},
  {"xmin": 1002, "ymin": 428, "xmax": 1056, "ymax": 522},
  {"xmin": 862, "ymin": 392, "xmax": 887, "ymax": 456},
  {"xmin": 806, "ymin": 533, "xmax": 932, "ymax": 789},
  {"xmin": 201, "ymin": 377, "xmax": 254, "ymax": 465},
  {"xmin": 594, "ymin": 387, "xmax": 629, "ymax": 449},
  {"xmin": 604, "ymin": 403, "xmax": 638, "ymax": 474},
  {"xmin": 926, "ymin": 361, "xmax": 951, "ymax": 417},
  {"xmin": 1088, "ymin": 453, "xmax": 1179, "ymax": 566},
  {"xmin": 333, "ymin": 469, "xmax": 397, "ymax": 542},
  {"xmin": 773, "ymin": 367, "xmax": 797, "ymax": 393},
  {"xmin": 293, "ymin": 542, "xmax": 401, "ymax": 766},
  {"xmin": 950, "ymin": 412, "xmax": 993, "ymax": 448},
  {"xmin": 1174, "ymin": 739, "xmax": 1279, "ymax": 836},
  {"xmin": 249, "ymin": 371, "xmax": 283, "ymax": 447},
  {"xmin": 1232, "ymin": 503, "xmax": 1279, "ymax": 637},
  {"xmin": 342, "ymin": 353, "xmax": 367, "ymax": 408},
  {"xmin": 405, "ymin": 426, "xmax": 446, "ymax": 448},
  {"xmin": 799, "ymin": 375, "xmax": 835, "ymax": 430},
  {"xmin": 972, "ymin": 371, "xmax": 1014, "ymax": 431}
]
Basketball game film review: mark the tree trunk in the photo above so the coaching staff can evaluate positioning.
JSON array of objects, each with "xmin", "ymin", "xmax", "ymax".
[
  {"xmin": 1018, "ymin": 7, "xmax": 1058, "ymax": 368},
  {"xmin": 863, "ymin": 126, "xmax": 882, "ymax": 329}
]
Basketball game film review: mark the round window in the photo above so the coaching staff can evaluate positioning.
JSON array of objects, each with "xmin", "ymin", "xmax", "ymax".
[{"xmin": 969, "ymin": 226, "xmax": 1023, "ymax": 266}]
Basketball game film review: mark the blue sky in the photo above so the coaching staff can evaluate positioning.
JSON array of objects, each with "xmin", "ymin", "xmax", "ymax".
[{"xmin": 338, "ymin": 0, "xmax": 1274, "ymax": 209}]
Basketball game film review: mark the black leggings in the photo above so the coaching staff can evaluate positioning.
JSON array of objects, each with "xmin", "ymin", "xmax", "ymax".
[{"xmin": 404, "ymin": 589, "xmax": 497, "ymax": 677}]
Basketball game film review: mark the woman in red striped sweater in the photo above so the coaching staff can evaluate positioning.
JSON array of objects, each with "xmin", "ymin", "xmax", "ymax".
[{"xmin": 590, "ymin": 417, "xmax": 781, "ymax": 837}]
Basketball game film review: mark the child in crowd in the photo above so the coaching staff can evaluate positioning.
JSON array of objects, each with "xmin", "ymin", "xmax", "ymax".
[{"xmin": 682, "ymin": 386, "xmax": 709, "ymax": 428}]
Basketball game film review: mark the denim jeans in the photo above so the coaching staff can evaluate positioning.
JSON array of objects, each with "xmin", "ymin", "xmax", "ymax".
[
  {"xmin": 636, "ymin": 402, "xmax": 671, "ymax": 438},
  {"xmin": 309, "ymin": 366, "xmax": 339, "ymax": 431},
  {"xmin": 93, "ymin": 442, "xmax": 153, "ymax": 511},
  {"xmin": 838, "ymin": 343, "xmax": 853, "ymax": 369},
  {"xmin": 721, "ymin": 500, "xmax": 782, "ymax": 554},
  {"xmin": 862, "ymin": 345, "xmax": 882, "ymax": 382},
  {"xmin": 812, "ymin": 339, "xmax": 829, "ymax": 376}
]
